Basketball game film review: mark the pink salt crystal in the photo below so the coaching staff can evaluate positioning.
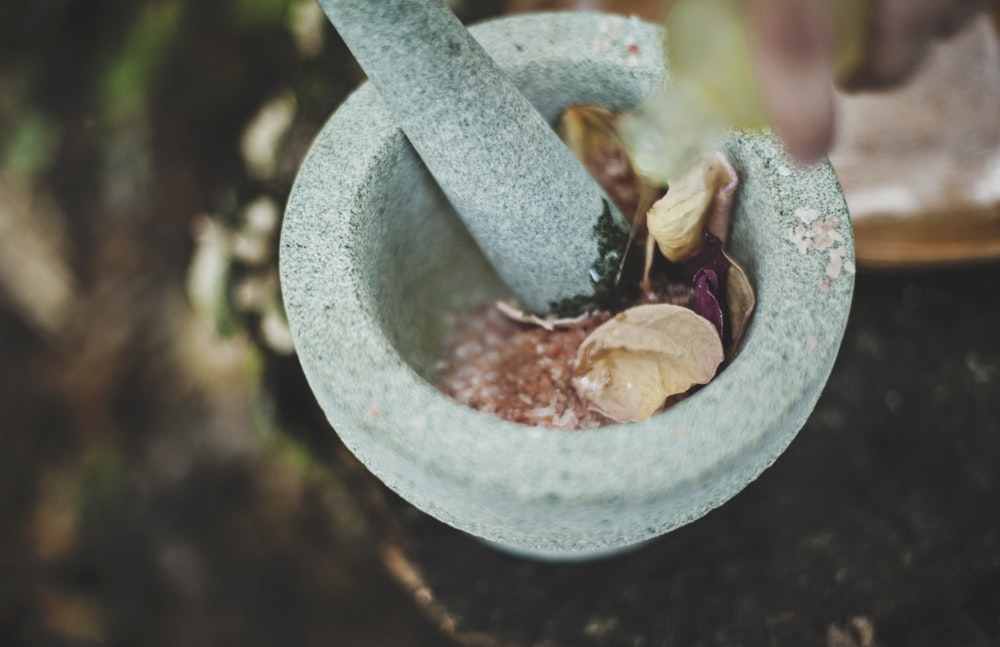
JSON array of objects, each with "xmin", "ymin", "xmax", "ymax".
[{"xmin": 437, "ymin": 303, "xmax": 613, "ymax": 429}]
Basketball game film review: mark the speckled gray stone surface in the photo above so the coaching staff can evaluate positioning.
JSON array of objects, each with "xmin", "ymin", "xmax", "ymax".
[
  {"xmin": 280, "ymin": 12, "xmax": 854, "ymax": 559},
  {"xmin": 318, "ymin": 0, "xmax": 630, "ymax": 315}
]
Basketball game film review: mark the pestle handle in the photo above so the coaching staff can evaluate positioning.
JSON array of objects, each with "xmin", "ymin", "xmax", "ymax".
[{"xmin": 318, "ymin": 0, "xmax": 631, "ymax": 316}]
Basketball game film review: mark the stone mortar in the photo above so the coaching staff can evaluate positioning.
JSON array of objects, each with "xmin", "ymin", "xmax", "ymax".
[{"xmin": 280, "ymin": 12, "xmax": 854, "ymax": 559}]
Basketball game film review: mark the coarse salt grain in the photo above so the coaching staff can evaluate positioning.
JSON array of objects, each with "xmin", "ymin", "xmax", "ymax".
[
  {"xmin": 437, "ymin": 303, "xmax": 613, "ymax": 429},
  {"xmin": 438, "ymin": 277, "xmax": 698, "ymax": 430}
]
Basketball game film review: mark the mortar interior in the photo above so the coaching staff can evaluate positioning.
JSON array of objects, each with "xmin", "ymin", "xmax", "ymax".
[{"xmin": 361, "ymin": 118, "xmax": 758, "ymax": 403}]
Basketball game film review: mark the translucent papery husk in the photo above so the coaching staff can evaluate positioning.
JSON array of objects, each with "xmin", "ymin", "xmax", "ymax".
[{"xmin": 558, "ymin": 105, "xmax": 663, "ymax": 224}]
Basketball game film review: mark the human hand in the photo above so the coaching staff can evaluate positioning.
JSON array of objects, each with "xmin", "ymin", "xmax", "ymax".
[{"xmin": 745, "ymin": 0, "xmax": 991, "ymax": 163}]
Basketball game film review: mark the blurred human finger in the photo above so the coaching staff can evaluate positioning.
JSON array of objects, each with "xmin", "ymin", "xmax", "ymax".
[{"xmin": 746, "ymin": 0, "xmax": 836, "ymax": 163}]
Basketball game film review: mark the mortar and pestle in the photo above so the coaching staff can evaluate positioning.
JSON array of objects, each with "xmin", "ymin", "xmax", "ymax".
[{"xmin": 279, "ymin": 1, "xmax": 854, "ymax": 559}]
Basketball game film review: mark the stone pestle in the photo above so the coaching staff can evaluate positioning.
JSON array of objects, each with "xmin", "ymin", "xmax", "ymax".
[{"xmin": 317, "ymin": 0, "xmax": 631, "ymax": 316}]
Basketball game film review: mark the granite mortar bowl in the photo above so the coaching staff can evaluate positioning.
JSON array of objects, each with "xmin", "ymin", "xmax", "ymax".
[{"xmin": 280, "ymin": 12, "xmax": 854, "ymax": 559}]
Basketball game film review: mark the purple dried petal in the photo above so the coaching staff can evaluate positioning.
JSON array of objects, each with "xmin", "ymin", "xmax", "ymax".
[
  {"xmin": 680, "ymin": 229, "xmax": 731, "ymax": 283},
  {"xmin": 693, "ymin": 268, "xmax": 724, "ymax": 337},
  {"xmin": 678, "ymin": 229, "xmax": 730, "ymax": 340}
]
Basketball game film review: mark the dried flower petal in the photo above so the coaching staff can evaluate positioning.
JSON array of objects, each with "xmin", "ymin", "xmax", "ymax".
[
  {"xmin": 705, "ymin": 153, "xmax": 739, "ymax": 245},
  {"xmin": 681, "ymin": 229, "xmax": 730, "ymax": 287},
  {"xmin": 557, "ymin": 105, "xmax": 658, "ymax": 222},
  {"xmin": 572, "ymin": 303, "xmax": 724, "ymax": 422},
  {"xmin": 725, "ymin": 252, "xmax": 755, "ymax": 355},
  {"xmin": 679, "ymin": 231, "xmax": 756, "ymax": 354},
  {"xmin": 646, "ymin": 152, "xmax": 738, "ymax": 263},
  {"xmin": 692, "ymin": 268, "xmax": 724, "ymax": 337},
  {"xmin": 495, "ymin": 299, "xmax": 602, "ymax": 331}
]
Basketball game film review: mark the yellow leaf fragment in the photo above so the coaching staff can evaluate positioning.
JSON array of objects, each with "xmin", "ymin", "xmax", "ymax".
[
  {"xmin": 646, "ymin": 152, "xmax": 738, "ymax": 263},
  {"xmin": 572, "ymin": 304, "xmax": 724, "ymax": 422}
]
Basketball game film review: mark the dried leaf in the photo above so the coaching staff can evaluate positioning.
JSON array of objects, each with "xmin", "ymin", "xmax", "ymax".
[
  {"xmin": 558, "ymin": 105, "xmax": 660, "ymax": 223},
  {"xmin": 572, "ymin": 303, "xmax": 724, "ymax": 422},
  {"xmin": 0, "ymin": 176, "xmax": 76, "ymax": 337},
  {"xmin": 187, "ymin": 216, "xmax": 237, "ymax": 336},
  {"xmin": 241, "ymin": 92, "xmax": 296, "ymax": 181},
  {"xmin": 725, "ymin": 252, "xmax": 755, "ymax": 355},
  {"xmin": 646, "ymin": 152, "xmax": 738, "ymax": 262}
]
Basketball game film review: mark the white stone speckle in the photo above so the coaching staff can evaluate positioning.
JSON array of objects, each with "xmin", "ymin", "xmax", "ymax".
[
  {"xmin": 794, "ymin": 207, "xmax": 820, "ymax": 226},
  {"xmin": 591, "ymin": 38, "xmax": 611, "ymax": 53}
]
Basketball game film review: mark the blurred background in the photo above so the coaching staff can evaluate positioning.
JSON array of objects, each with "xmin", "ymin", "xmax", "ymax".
[
  {"xmin": 1, "ymin": 1, "xmax": 998, "ymax": 646},
  {"xmin": 0, "ymin": 1, "xmax": 505, "ymax": 644}
]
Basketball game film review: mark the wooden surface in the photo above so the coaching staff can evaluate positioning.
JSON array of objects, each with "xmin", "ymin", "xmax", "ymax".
[
  {"xmin": 853, "ymin": 206, "xmax": 1000, "ymax": 269},
  {"xmin": 831, "ymin": 14, "xmax": 1000, "ymax": 268}
]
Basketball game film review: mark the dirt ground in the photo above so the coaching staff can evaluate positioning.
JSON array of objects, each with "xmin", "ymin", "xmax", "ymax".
[{"xmin": 376, "ymin": 263, "xmax": 1000, "ymax": 647}]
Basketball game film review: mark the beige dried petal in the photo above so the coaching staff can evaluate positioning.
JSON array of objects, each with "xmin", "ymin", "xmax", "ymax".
[
  {"xmin": 725, "ymin": 252, "xmax": 756, "ymax": 356},
  {"xmin": 705, "ymin": 153, "xmax": 739, "ymax": 245},
  {"xmin": 558, "ymin": 106, "xmax": 620, "ymax": 164},
  {"xmin": 572, "ymin": 303, "xmax": 724, "ymax": 422},
  {"xmin": 646, "ymin": 152, "xmax": 738, "ymax": 262}
]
